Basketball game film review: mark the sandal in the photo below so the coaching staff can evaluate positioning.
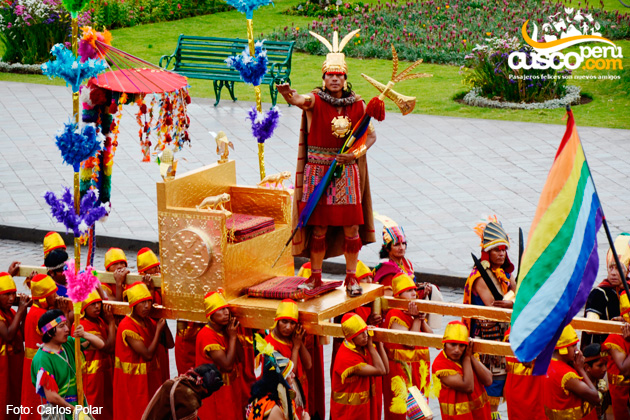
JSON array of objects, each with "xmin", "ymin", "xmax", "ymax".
[
  {"xmin": 299, "ymin": 273, "xmax": 322, "ymax": 290},
  {"xmin": 344, "ymin": 275, "xmax": 363, "ymax": 297}
]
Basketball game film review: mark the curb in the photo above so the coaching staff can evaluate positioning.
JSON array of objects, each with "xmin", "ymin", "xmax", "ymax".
[{"xmin": 0, "ymin": 224, "xmax": 467, "ymax": 288}]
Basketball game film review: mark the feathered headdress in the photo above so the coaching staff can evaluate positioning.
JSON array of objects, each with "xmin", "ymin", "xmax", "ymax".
[
  {"xmin": 308, "ymin": 29, "xmax": 360, "ymax": 74},
  {"xmin": 473, "ymin": 215, "xmax": 510, "ymax": 252}
]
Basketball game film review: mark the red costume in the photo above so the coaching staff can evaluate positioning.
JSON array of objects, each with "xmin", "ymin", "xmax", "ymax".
[
  {"xmin": 331, "ymin": 340, "xmax": 379, "ymax": 420},
  {"xmin": 504, "ymin": 356, "xmax": 545, "ymax": 420},
  {"xmin": 383, "ymin": 309, "xmax": 430, "ymax": 420},
  {"xmin": 175, "ymin": 321, "xmax": 202, "ymax": 375},
  {"xmin": 113, "ymin": 315, "xmax": 162, "ymax": 420},
  {"xmin": 431, "ymin": 350, "xmax": 491, "ymax": 420},
  {"xmin": 543, "ymin": 358, "xmax": 597, "ymax": 420},
  {"xmin": 196, "ymin": 324, "xmax": 245, "ymax": 420},
  {"xmin": 304, "ymin": 334, "xmax": 326, "ymax": 419},
  {"xmin": 78, "ymin": 316, "xmax": 114, "ymax": 419},
  {"xmin": 0, "ymin": 306, "xmax": 24, "ymax": 420},
  {"xmin": 602, "ymin": 333, "xmax": 630, "ymax": 420},
  {"xmin": 265, "ymin": 331, "xmax": 309, "ymax": 412},
  {"xmin": 21, "ymin": 304, "xmax": 46, "ymax": 420}
]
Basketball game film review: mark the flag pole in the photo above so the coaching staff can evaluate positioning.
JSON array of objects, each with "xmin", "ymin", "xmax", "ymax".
[{"xmin": 566, "ymin": 105, "xmax": 630, "ymax": 298}]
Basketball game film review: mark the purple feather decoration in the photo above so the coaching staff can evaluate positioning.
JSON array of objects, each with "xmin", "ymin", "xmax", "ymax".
[
  {"xmin": 44, "ymin": 187, "xmax": 108, "ymax": 237},
  {"xmin": 247, "ymin": 106, "xmax": 281, "ymax": 143},
  {"xmin": 64, "ymin": 259, "xmax": 100, "ymax": 303},
  {"xmin": 225, "ymin": 41, "xmax": 268, "ymax": 86}
]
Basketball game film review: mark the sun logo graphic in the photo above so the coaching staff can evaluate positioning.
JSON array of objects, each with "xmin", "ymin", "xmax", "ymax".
[{"xmin": 508, "ymin": 8, "xmax": 623, "ymax": 71}]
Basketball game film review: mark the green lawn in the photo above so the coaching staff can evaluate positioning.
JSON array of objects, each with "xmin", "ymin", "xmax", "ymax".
[
  {"xmin": 556, "ymin": 0, "xmax": 630, "ymax": 12},
  {"xmin": 1, "ymin": 0, "xmax": 629, "ymax": 128}
]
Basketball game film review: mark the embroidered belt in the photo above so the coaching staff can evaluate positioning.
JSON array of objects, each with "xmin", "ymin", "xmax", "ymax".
[
  {"xmin": 332, "ymin": 383, "xmax": 375, "ymax": 406},
  {"xmin": 505, "ymin": 361, "xmax": 533, "ymax": 376},
  {"xmin": 544, "ymin": 405, "xmax": 591, "ymax": 420},
  {"xmin": 609, "ymin": 373, "xmax": 630, "ymax": 386},
  {"xmin": 115, "ymin": 356, "xmax": 153, "ymax": 375},
  {"xmin": 25, "ymin": 347, "xmax": 38, "ymax": 360},
  {"xmin": 307, "ymin": 146, "xmax": 355, "ymax": 165},
  {"xmin": 439, "ymin": 392, "xmax": 489, "ymax": 416}
]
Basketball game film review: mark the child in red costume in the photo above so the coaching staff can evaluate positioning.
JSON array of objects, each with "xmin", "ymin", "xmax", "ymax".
[{"xmin": 431, "ymin": 320, "xmax": 492, "ymax": 420}]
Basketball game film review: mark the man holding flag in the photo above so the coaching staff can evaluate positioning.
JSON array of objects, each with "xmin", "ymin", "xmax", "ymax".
[{"xmin": 277, "ymin": 29, "xmax": 376, "ymax": 297}]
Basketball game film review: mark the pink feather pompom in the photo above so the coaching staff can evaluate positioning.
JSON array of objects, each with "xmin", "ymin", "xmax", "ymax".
[{"xmin": 64, "ymin": 260, "xmax": 100, "ymax": 303}]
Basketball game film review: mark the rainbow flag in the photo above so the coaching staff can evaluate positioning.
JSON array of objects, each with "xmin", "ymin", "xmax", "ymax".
[{"xmin": 510, "ymin": 110, "xmax": 603, "ymax": 372}]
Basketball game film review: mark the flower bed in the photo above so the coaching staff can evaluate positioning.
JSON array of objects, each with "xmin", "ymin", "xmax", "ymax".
[
  {"xmin": 268, "ymin": 0, "xmax": 630, "ymax": 65},
  {"xmin": 462, "ymin": 85, "xmax": 582, "ymax": 109},
  {"xmin": 285, "ymin": 1, "xmax": 367, "ymax": 18}
]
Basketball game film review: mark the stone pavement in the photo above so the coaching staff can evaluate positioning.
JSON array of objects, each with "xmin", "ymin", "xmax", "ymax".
[{"xmin": 1, "ymin": 81, "xmax": 630, "ymax": 279}]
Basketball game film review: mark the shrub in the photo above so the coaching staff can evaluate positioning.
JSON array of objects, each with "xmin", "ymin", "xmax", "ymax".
[
  {"xmin": 285, "ymin": 1, "xmax": 367, "ymax": 18},
  {"xmin": 461, "ymin": 35, "xmax": 571, "ymax": 103},
  {"xmin": 0, "ymin": 0, "xmax": 91, "ymax": 64},
  {"xmin": 268, "ymin": 0, "xmax": 630, "ymax": 66}
]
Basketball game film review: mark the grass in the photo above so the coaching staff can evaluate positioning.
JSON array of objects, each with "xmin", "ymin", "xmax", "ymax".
[
  {"xmin": 555, "ymin": 0, "xmax": 630, "ymax": 12},
  {"xmin": 1, "ymin": 0, "xmax": 629, "ymax": 128}
]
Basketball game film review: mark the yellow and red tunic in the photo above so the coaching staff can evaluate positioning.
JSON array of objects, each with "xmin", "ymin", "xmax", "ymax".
[
  {"xmin": 175, "ymin": 321, "xmax": 202, "ymax": 375},
  {"xmin": 196, "ymin": 324, "xmax": 245, "ymax": 420},
  {"xmin": 1, "ymin": 307, "xmax": 24, "ymax": 420},
  {"xmin": 543, "ymin": 358, "xmax": 597, "ymax": 420},
  {"xmin": 246, "ymin": 395, "xmax": 299, "ymax": 420},
  {"xmin": 383, "ymin": 309, "xmax": 430, "ymax": 420},
  {"xmin": 113, "ymin": 315, "xmax": 162, "ymax": 420},
  {"xmin": 602, "ymin": 333, "xmax": 630, "ymax": 420},
  {"xmin": 431, "ymin": 350, "xmax": 491, "ymax": 420},
  {"xmin": 21, "ymin": 304, "xmax": 46, "ymax": 420},
  {"xmin": 77, "ymin": 316, "xmax": 114, "ymax": 420},
  {"xmin": 504, "ymin": 356, "xmax": 545, "ymax": 420},
  {"xmin": 331, "ymin": 340, "xmax": 379, "ymax": 420},
  {"xmin": 266, "ymin": 331, "xmax": 309, "ymax": 413}
]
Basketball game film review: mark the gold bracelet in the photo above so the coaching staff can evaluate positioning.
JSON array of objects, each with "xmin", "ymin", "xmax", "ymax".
[
  {"xmin": 352, "ymin": 144, "xmax": 367, "ymax": 159},
  {"xmin": 287, "ymin": 92, "xmax": 293, "ymax": 98},
  {"xmin": 303, "ymin": 95, "xmax": 312, "ymax": 104}
]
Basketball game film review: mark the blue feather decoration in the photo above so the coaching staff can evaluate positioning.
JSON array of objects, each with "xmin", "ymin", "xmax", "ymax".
[
  {"xmin": 247, "ymin": 106, "xmax": 281, "ymax": 143},
  {"xmin": 226, "ymin": 42, "xmax": 268, "ymax": 86},
  {"xmin": 44, "ymin": 187, "xmax": 109, "ymax": 237},
  {"xmin": 225, "ymin": 0, "xmax": 273, "ymax": 18},
  {"xmin": 41, "ymin": 44, "xmax": 108, "ymax": 93},
  {"xmin": 55, "ymin": 119, "xmax": 104, "ymax": 172}
]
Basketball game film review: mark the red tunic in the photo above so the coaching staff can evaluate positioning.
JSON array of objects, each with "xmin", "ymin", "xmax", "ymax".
[
  {"xmin": 305, "ymin": 334, "xmax": 326, "ymax": 420},
  {"xmin": 196, "ymin": 324, "xmax": 245, "ymax": 420},
  {"xmin": 266, "ymin": 331, "xmax": 310, "ymax": 413},
  {"xmin": 383, "ymin": 309, "xmax": 430, "ymax": 420},
  {"xmin": 77, "ymin": 316, "xmax": 114, "ymax": 420},
  {"xmin": 113, "ymin": 316, "xmax": 162, "ymax": 420},
  {"xmin": 504, "ymin": 356, "xmax": 545, "ymax": 420},
  {"xmin": 298, "ymin": 95, "xmax": 366, "ymax": 227},
  {"xmin": 175, "ymin": 321, "xmax": 202, "ymax": 375},
  {"xmin": 1, "ymin": 307, "xmax": 24, "ymax": 420},
  {"xmin": 602, "ymin": 333, "xmax": 630, "ymax": 420},
  {"xmin": 431, "ymin": 350, "xmax": 491, "ymax": 420},
  {"xmin": 331, "ymin": 340, "xmax": 379, "ymax": 420},
  {"xmin": 543, "ymin": 358, "xmax": 597, "ymax": 420},
  {"xmin": 21, "ymin": 304, "xmax": 46, "ymax": 420}
]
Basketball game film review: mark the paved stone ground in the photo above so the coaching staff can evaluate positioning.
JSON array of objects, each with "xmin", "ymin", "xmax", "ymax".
[
  {"xmin": 1, "ymin": 82, "xmax": 629, "ymax": 278},
  {"xmin": 3, "ymin": 238, "xmax": 501, "ymax": 420}
]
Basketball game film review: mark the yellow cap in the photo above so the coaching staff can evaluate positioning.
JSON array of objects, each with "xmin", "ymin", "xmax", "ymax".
[
  {"xmin": 356, "ymin": 261, "xmax": 372, "ymax": 281},
  {"xmin": 556, "ymin": 324, "xmax": 579, "ymax": 354},
  {"xmin": 0, "ymin": 272, "xmax": 17, "ymax": 295},
  {"xmin": 43, "ymin": 232, "xmax": 66, "ymax": 257},
  {"xmin": 442, "ymin": 320, "xmax": 469, "ymax": 345},
  {"xmin": 123, "ymin": 282, "xmax": 152, "ymax": 307},
  {"xmin": 275, "ymin": 299, "xmax": 299, "ymax": 323},
  {"xmin": 204, "ymin": 291, "xmax": 229, "ymax": 318},
  {"xmin": 341, "ymin": 312, "xmax": 369, "ymax": 340},
  {"xmin": 30, "ymin": 274, "xmax": 58, "ymax": 300},
  {"xmin": 105, "ymin": 248, "xmax": 127, "ymax": 270},
  {"xmin": 607, "ymin": 233, "xmax": 630, "ymax": 273},
  {"xmin": 81, "ymin": 290, "xmax": 102, "ymax": 313},
  {"xmin": 392, "ymin": 273, "xmax": 416, "ymax": 297},
  {"xmin": 137, "ymin": 247, "xmax": 160, "ymax": 273}
]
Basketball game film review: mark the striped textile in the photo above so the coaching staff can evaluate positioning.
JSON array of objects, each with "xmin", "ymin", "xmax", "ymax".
[
  {"xmin": 246, "ymin": 276, "xmax": 343, "ymax": 300},
  {"xmin": 510, "ymin": 110, "xmax": 603, "ymax": 372}
]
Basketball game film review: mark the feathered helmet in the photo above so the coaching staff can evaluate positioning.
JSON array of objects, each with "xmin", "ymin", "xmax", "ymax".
[
  {"xmin": 473, "ymin": 215, "xmax": 514, "ymax": 274},
  {"xmin": 309, "ymin": 29, "xmax": 360, "ymax": 74}
]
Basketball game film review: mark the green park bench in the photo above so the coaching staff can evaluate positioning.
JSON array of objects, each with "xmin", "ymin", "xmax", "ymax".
[{"xmin": 159, "ymin": 35, "xmax": 295, "ymax": 107}]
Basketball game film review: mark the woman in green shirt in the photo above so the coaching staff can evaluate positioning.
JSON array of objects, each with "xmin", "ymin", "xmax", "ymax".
[{"xmin": 31, "ymin": 309, "xmax": 105, "ymax": 420}]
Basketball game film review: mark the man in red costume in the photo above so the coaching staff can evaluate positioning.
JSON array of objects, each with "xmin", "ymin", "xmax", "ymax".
[
  {"xmin": 277, "ymin": 29, "xmax": 376, "ymax": 297},
  {"xmin": 602, "ymin": 291, "xmax": 630, "ymax": 420},
  {"xmin": 331, "ymin": 312, "xmax": 388, "ymax": 420},
  {"xmin": 543, "ymin": 325, "xmax": 600, "ymax": 420}
]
